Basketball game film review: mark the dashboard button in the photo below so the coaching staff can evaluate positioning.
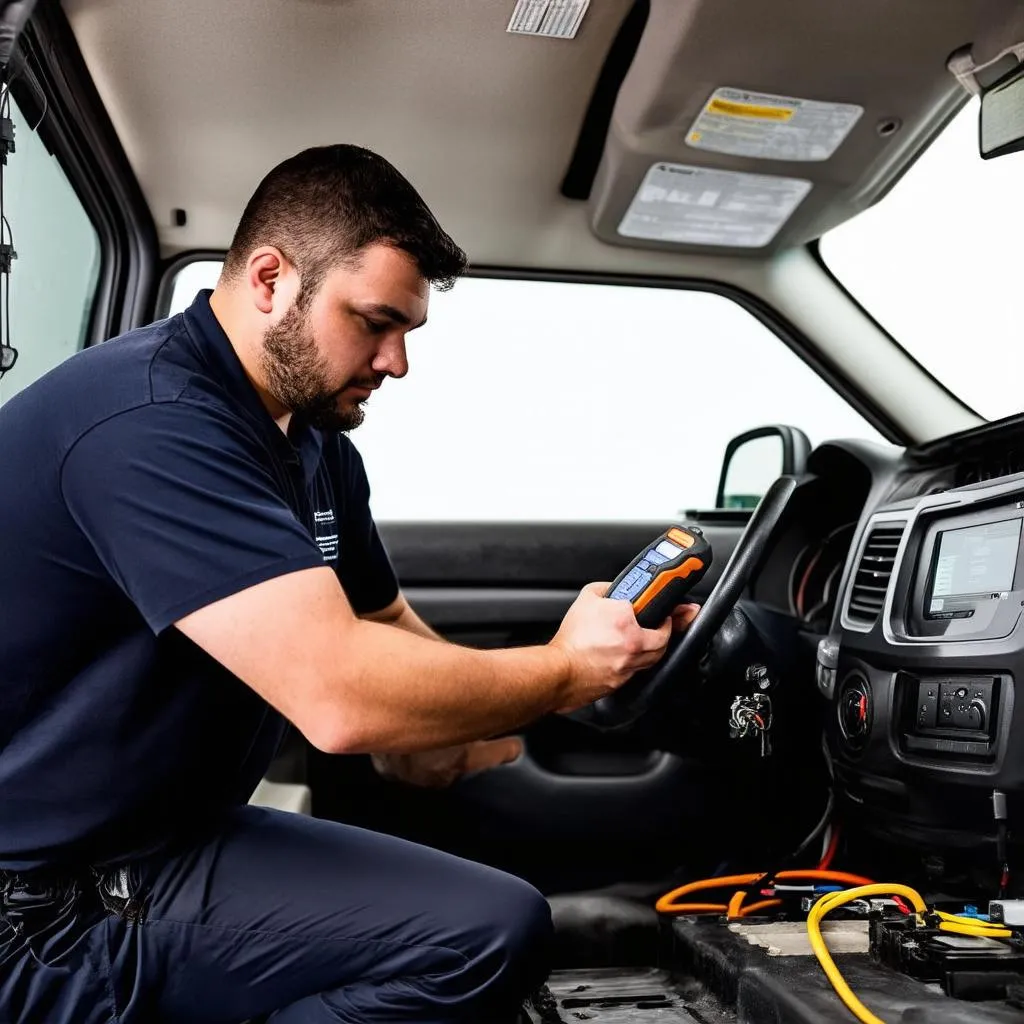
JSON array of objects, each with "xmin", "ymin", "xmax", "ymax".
[{"xmin": 916, "ymin": 683, "xmax": 939, "ymax": 729}]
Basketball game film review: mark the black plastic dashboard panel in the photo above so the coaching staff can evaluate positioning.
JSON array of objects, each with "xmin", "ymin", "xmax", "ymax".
[{"xmin": 824, "ymin": 444, "xmax": 1024, "ymax": 850}]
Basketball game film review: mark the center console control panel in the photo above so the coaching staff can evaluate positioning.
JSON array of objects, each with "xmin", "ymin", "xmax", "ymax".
[
  {"xmin": 822, "ymin": 473, "xmax": 1024, "ymax": 847},
  {"xmin": 897, "ymin": 673, "xmax": 1001, "ymax": 757}
]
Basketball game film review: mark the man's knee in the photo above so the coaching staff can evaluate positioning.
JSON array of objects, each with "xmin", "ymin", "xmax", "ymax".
[
  {"xmin": 497, "ymin": 876, "xmax": 552, "ymax": 964},
  {"xmin": 460, "ymin": 873, "xmax": 552, "ymax": 1006}
]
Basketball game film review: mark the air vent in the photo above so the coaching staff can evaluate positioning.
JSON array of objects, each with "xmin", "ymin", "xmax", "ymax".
[
  {"xmin": 847, "ymin": 522, "xmax": 906, "ymax": 626},
  {"xmin": 956, "ymin": 449, "xmax": 1024, "ymax": 486}
]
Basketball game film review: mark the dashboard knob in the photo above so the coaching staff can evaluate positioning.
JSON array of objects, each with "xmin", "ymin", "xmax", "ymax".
[{"xmin": 837, "ymin": 675, "xmax": 872, "ymax": 752}]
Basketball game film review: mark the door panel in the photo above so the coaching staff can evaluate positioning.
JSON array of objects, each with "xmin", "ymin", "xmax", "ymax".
[
  {"xmin": 310, "ymin": 520, "xmax": 745, "ymax": 892},
  {"xmin": 383, "ymin": 522, "xmax": 738, "ymax": 592},
  {"xmin": 403, "ymin": 588, "xmax": 579, "ymax": 635}
]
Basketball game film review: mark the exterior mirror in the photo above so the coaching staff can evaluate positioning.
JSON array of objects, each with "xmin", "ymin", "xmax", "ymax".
[{"xmin": 716, "ymin": 425, "xmax": 810, "ymax": 509}]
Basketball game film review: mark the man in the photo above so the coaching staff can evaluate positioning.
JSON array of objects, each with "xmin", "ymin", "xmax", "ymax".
[{"xmin": 0, "ymin": 145, "xmax": 696, "ymax": 1023}]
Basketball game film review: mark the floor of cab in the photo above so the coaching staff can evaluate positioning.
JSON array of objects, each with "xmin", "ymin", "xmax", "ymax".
[
  {"xmin": 524, "ymin": 967, "xmax": 736, "ymax": 1023},
  {"xmin": 532, "ymin": 895, "xmax": 1024, "ymax": 1023}
]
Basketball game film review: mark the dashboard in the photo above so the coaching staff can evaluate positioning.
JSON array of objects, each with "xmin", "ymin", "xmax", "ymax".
[{"xmin": 795, "ymin": 415, "xmax": 1024, "ymax": 855}]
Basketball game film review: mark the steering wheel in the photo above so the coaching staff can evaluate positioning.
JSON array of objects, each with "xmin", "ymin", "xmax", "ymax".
[{"xmin": 576, "ymin": 475, "xmax": 799, "ymax": 731}]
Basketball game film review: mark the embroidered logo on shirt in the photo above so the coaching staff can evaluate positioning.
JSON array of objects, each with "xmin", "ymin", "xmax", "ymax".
[{"xmin": 314, "ymin": 508, "xmax": 338, "ymax": 563}]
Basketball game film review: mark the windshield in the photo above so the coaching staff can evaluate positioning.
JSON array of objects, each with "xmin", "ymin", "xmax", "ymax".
[{"xmin": 820, "ymin": 97, "xmax": 1024, "ymax": 422}]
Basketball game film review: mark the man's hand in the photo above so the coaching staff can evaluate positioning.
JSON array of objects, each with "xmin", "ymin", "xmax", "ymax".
[
  {"xmin": 670, "ymin": 602, "xmax": 700, "ymax": 632},
  {"xmin": 367, "ymin": 601, "xmax": 700, "ymax": 784},
  {"xmin": 549, "ymin": 584, "xmax": 701, "ymax": 713},
  {"xmin": 371, "ymin": 736, "xmax": 523, "ymax": 788}
]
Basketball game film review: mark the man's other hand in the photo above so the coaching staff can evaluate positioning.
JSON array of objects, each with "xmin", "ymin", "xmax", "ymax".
[
  {"xmin": 371, "ymin": 736, "xmax": 523, "ymax": 788},
  {"xmin": 671, "ymin": 602, "xmax": 700, "ymax": 632}
]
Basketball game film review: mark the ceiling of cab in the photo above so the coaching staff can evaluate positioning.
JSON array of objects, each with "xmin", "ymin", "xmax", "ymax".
[{"xmin": 61, "ymin": 0, "xmax": 1022, "ymax": 270}]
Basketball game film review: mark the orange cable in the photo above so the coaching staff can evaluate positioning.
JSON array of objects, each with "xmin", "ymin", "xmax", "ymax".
[
  {"xmin": 726, "ymin": 890, "xmax": 746, "ymax": 919},
  {"xmin": 656, "ymin": 869, "xmax": 874, "ymax": 916},
  {"xmin": 739, "ymin": 899, "xmax": 784, "ymax": 917},
  {"xmin": 728, "ymin": 823, "xmax": 843, "ymax": 918}
]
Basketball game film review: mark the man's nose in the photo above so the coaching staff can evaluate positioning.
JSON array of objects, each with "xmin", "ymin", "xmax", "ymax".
[{"xmin": 373, "ymin": 334, "xmax": 409, "ymax": 379}]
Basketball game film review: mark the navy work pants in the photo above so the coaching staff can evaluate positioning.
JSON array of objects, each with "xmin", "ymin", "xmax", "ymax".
[{"xmin": 0, "ymin": 806, "xmax": 552, "ymax": 1022}]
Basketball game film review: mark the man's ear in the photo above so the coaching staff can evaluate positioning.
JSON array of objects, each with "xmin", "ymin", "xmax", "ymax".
[{"xmin": 247, "ymin": 248, "xmax": 289, "ymax": 315}]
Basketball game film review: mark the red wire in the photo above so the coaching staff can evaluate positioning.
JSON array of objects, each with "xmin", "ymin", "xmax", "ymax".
[
  {"xmin": 818, "ymin": 825, "xmax": 841, "ymax": 870},
  {"xmin": 795, "ymin": 547, "xmax": 823, "ymax": 619}
]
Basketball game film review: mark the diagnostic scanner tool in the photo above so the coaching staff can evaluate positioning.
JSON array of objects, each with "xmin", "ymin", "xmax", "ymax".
[{"xmin": 606, "ymin": 526, "xmax": 712, "ymax": 628}]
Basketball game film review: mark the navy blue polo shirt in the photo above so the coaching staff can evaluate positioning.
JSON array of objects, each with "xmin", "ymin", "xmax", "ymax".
[{"xmin": 0, "ymin": 291, "xmax": 398, "ymax": 870}]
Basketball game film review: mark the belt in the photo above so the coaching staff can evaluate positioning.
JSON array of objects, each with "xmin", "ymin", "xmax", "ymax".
[{"xmin": 0, "ymin": 864, "xmax": 145, "ymax": 923}]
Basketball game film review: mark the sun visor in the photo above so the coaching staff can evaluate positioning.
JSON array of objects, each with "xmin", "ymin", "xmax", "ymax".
[{"xmin": 585, "ymin": 0, "xmax": 1024, "ymax": 255}]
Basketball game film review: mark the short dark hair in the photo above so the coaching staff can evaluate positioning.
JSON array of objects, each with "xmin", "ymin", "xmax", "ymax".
[{"xmin": 222, "ymin": 145, "xmax": 467, "ymax": 296}]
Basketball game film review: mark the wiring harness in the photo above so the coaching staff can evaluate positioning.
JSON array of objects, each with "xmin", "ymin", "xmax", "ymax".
[{"xmin": 656, "ymin": 828, "xmax": 1019, "ymax": 1023}]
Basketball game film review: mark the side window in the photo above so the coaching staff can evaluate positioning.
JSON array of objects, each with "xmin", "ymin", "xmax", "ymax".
[
  {"xmin": 166, "ymin": 267, "xmax": 884, "ymax": 520},
  {"xmin": 167, "ymin": 260, "xmax": 223, "ymax": 317},
  {"xmin": 0, "ymin": 99, "xmax": 101, "ymax": 406}
]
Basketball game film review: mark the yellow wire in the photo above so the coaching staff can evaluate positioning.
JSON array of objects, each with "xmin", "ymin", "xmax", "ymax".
[
  {"xmin": 934, "ymin": 910, "xmax": 1009, "ymax": 933},
  {"xmin": 807, "ymin": 884, "xmax": 927, "ymax": 1024},
  {"xmin": 938, "ymin": 921, "xmax": 1013, "ymax": 938}
]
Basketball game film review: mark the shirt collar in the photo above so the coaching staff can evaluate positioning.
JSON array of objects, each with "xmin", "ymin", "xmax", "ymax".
[{"xmin": 182, "ymin": 290, "xmax": 323, "ymax": 484}]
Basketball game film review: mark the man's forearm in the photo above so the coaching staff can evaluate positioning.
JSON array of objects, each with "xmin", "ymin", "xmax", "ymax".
[
  {"xmin": 366, "ymin": 593, "xmax": 525, "ymax": 783},
  {"xmin": 327, "ymin": 619, "xmax": 570, "ymax": 754},
  {"xmin": 389, "ymin": 602, "xmax": 444, "ymax": 642},
  {"xmin": 361, "ymin": 594, "xmax": 444, "ymax": 641}
]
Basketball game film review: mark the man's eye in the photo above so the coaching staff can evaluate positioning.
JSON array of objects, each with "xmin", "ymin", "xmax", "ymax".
[{"xmin": 362, "ymin": 317, "xmax": 388, "ymax": 335}]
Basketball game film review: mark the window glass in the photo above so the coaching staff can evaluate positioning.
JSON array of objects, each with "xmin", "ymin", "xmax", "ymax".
[
  {"xmin": 167, "ymin": 260, "xmax": 222, "ymax": 317},
  {"xmin": 0, "ymin": 98, "xmax": 101, "ymax": 405},
  {"xmin": 821, "ymin": 98, "xmax": 1024, "ymax": 421},
  {"xmin": 167, "ymin": 266, "xmax": 884, "ymax": 520}
]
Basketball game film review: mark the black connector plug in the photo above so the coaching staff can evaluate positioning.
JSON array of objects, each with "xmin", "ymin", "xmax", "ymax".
[{"xmin": 0, "ymin": 116, "xmax": 14, "ymax": 164}]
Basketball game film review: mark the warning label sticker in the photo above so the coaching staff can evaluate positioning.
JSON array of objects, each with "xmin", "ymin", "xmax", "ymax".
[
  {"xmin": 618, "ymin": 164, "xmax": 811, "ymax": 248},
  {"xmin": 686, "ymin": 87, "xmax": 863, "ymax": 161}
]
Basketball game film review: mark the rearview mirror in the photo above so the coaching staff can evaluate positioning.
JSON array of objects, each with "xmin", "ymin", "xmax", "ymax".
[
  {"xmin": 980, "ymin": 62, "xmax": 1024, "ymax": 160},
  {"xmin": 716, "ymin": 425, "xmax": 810, "ymax": 509}
]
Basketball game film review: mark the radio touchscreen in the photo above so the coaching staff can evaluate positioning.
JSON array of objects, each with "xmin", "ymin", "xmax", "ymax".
[
  {"xmin": 927, "ymin": 518, "xmax": 1023, "ymax": 619},
  {"xmin": 898, "ymin": 504, "xmax": 1024, "ymax": 640}
]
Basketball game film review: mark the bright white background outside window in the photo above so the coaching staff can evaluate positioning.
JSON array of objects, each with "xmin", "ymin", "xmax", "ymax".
[
  {"xmin": 168, "ymin": 269, "xmax": 884, "ymax": 520},
  {"xmin": 822, "ymin": 98, "xmax": 1024, "ymax": 421}
]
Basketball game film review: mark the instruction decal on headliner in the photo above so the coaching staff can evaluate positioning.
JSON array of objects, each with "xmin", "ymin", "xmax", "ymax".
[{"xmin": 618, "ymin": 164, "xmax": 812, "ymax": 248}]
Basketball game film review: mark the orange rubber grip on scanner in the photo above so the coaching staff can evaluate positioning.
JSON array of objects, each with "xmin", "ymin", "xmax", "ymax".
[
  {"xmin": 632, "ymin": 557, "xmax": 705, "ymax": 615},
  {"xmin": 606, "ymin": 526, "xmax": 713, "ymax": 628}
]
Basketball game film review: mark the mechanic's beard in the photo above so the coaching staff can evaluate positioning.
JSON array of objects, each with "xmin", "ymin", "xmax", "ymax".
[{"xmin": 261, "ymin": 302, "xmax": 365, "ymax": 432}]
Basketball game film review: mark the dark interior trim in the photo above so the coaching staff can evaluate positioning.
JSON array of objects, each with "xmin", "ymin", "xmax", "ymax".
[
  {"xmin": 809, "ymin": 239, "xmax": 980, "ymax": 423},
  {"xmin": 560, "ymin": 0, "xmax": 649, "ymax": 201},
  {"xmin": 14, "ymin": 0, "xmax": 158, "ymax": 343}
]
